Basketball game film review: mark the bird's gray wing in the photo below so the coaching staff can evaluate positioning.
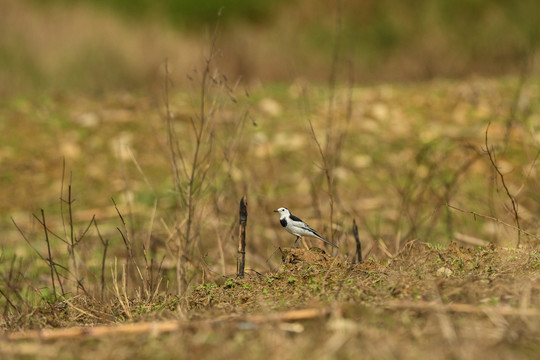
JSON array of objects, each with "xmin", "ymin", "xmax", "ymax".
[
  {"xmin": 289, "ymin": 214, "xmax": 316, "ymax": 231},
  {"xmin": 289, "ymin": 217, "xmax": 315, "ymax": 232},
  {"xmin": 290, "ymin": 215, "xmax": 339, "ymax": 248}
]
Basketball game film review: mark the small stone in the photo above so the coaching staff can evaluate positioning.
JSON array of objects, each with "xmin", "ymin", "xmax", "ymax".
[{"xmin": 436, "ymin": 267, "xmax": 453, "ymax": 277}]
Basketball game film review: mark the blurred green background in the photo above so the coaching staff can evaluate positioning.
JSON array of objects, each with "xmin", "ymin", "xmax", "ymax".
[{"xmin": 2, "ymin": 0, "xmax": 539, "ymax": 96}]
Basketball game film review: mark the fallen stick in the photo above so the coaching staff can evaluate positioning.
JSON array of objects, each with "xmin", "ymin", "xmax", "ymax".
[
  {"xmin": 243, "ymin": 308, "xmax": 329, "ymax": 324},
  {"xmin": 3, "ymin": 307, "xmax": 331, "ymax": 341},
  {"xmin": 453, "ymin": 232, "xmax": 489, "ymax": 247},
  {"xmin": 385, "ymin": 300, "xmax": 540, "ymax": 317}
]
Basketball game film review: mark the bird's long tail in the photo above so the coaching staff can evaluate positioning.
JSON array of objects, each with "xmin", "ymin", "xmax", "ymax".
[{"xmin": 312, "ymin": 231, "xmax": 338, "ymax": 248}]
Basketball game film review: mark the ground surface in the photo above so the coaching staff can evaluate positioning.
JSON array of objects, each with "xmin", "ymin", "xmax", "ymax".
[
  {"xmin": 2, "ymin": 243, "xmax": 540, "ymax": 359},
  {"xmin": 1, "ymin": 77, "xmax": 540, "ymax": 359}
]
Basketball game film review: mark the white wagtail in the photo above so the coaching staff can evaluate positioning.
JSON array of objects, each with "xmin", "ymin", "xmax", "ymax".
[{"xmin": 274, "ymin": 207, "xmax": 338, "ymax": 248}]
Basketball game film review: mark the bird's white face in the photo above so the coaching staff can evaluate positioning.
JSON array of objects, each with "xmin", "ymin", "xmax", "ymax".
[{"xmin": 274, "ymin": 207, "xmax": 290, "ymax": 218}]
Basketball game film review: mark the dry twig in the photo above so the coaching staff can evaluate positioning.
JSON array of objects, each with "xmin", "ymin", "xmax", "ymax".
[
  {"xmin": 4, "ymin": 308, "xmax": 331, "ymax": 341},
  {"xmin": 484, "ymin": 123, "xmax": 521, "ymax": 246},
  {"xmin": 446, "ymin": 203, "xmax": 539, "ymax": 241},
  {"xmin": 386, "ymin": 300, "xmax": 540, "ymax": 317}
]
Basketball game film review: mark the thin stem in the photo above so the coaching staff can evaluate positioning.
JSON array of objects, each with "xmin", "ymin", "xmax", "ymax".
[
  {"xmin": 41, "ymin": 209, "xmax": 57, "ymax": 302},
  {"xmin": 484, "ymin": 123, "xmax": 521, "ymax": 246}
]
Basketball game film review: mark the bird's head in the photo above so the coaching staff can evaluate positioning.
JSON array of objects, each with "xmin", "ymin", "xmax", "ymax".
[{"xmin": 273, "ymin": 207, "xmax": 290, "ymax": 218}]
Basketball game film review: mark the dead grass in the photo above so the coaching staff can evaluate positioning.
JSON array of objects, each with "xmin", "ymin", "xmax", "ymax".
[{"xmin": 2, "ymin": 243, "xmax": 540, "ymax": 359}]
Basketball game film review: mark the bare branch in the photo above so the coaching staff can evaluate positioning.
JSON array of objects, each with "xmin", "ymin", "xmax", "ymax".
[
  {"xmin": 484, "ymin": 123, "xmax": 521, "ymax": 246},
  {"xmin": 446, "ymin": 203, "xmax": 539, "ymax": 241}
]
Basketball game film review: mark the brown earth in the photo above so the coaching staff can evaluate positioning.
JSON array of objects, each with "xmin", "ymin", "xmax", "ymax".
[{"xmin": 2, "ymin": 242, "xmax": 540, "ymax": 359}]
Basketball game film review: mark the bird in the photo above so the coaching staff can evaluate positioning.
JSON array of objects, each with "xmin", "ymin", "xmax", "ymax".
[{"xmin": 273, "ymin": 207, "xmax": 338, "ymax": 248}]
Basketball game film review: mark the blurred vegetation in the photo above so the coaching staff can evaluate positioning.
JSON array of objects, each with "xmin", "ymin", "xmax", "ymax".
[
  {"xmin": 1, "ymin": 0, "xmax": 538, "ymax": 96},
  {"xmin": 2, "ymin": 3, "xmax": 540, "ymax": 357},
  {"xmin": 2, "ymin": 77, "xmax": 539, "ymax": 287},
  {"xmin": 39, "ymin": 0, "xmax": 283, "ymax": 27}
]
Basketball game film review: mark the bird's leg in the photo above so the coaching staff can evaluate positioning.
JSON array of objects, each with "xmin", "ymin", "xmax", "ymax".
[{"xmin": 292, "ymin": 236, "xmax": 300, "ymax": 248}]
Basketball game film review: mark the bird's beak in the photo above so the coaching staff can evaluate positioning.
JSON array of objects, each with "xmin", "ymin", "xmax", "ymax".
[{"xmin": 273, "ymin": 209, "xmax": 279, "ymax": 212}]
